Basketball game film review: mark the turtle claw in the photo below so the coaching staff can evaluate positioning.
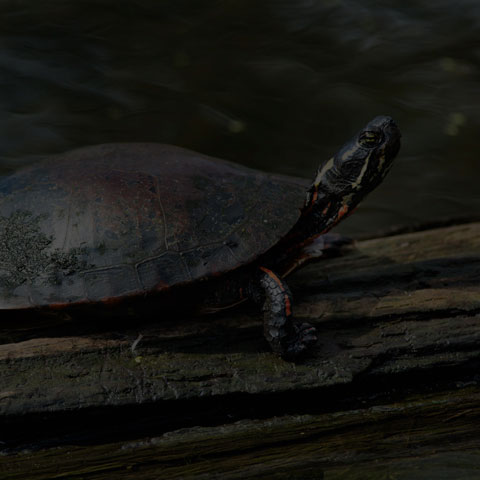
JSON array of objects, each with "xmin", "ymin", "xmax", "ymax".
[{"xmin": 283, "ymin": 322, "xmax": 317, "ymax": 359}]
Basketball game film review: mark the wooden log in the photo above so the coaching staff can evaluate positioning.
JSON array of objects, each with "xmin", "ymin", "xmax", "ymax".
[
  {"xmin": 1, "ymin": 221, "xmax": 480, "ymax": 478},
  {"xmin": 2, "ymin": 388, "xmax": 480, "ymax": 479},
  {"xmin": 2, "ymin": 221, "xmax": 480, "ymax": 414}
]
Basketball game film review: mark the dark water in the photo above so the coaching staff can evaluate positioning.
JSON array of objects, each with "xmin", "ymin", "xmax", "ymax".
[{"xmin": 0, "ymin": 0, "xmax": 479, "ymax": 235}]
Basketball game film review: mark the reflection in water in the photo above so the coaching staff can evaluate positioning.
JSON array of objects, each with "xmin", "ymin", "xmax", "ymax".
[{"xmin": 0, "ymin": 0, "xmax": 478, "ymax": 234}]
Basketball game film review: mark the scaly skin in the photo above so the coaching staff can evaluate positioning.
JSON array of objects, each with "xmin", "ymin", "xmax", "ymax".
[{"xmin": 259, "ymin": 267, "xmax": 316, "ymax": 358}]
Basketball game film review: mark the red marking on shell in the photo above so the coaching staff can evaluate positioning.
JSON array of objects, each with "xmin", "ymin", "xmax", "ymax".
[
  {"xmin": 48, "ymin": 299, "xmax": 89, "ymax": 309},
  {"xmin": 155, "ymin": 281, "xmax": 170, "ymax": 291},
  {"xmin": 100, "ymin": 296, "xmax": 125, "ymax": 306}
]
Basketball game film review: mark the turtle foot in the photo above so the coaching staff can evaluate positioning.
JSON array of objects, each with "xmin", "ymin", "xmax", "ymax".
[
  {"xmin": 257, "ymin": 267, "xmax": 318, "ymax": 360},
  {"xmin": 282, "ymin": 322, "xmax": 317, "ymax": 360}
]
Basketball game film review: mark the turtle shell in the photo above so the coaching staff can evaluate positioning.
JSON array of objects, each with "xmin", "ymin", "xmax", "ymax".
[{"xmin": 0, "ymin": 143, "xmax": 307, "ymax": 309}]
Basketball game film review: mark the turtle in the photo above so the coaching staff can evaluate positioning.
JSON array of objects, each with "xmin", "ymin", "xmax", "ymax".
[{"xmin": 0, "ymin": 115, "xmax": 400, "ymax": 358}]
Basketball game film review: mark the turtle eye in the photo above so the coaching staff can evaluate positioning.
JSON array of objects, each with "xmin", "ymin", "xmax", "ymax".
[{"xmin": 359, "ymin": 130, "xmax": 383, "ymax": 147}]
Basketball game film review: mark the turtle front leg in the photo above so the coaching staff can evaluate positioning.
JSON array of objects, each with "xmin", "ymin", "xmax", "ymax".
[{"xmin": 254, "ymin": 267, "xmax": 317, "ymax": 359}]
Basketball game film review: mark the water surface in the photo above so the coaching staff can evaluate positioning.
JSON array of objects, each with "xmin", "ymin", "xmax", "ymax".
[{"xmin": 0, "ymin": 0, "xmax": 479, "ymax": 235}]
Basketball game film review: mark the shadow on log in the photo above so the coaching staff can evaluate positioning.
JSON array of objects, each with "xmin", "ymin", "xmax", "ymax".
[{"xmin": 1, "ymin": 221, "xmax": 480, "ymax": 478}]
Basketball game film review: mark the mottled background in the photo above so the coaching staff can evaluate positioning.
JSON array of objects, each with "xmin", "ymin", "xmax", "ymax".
[{"xmin": 0, "ymin": 0, "xmax": 479, "ymax": 235}]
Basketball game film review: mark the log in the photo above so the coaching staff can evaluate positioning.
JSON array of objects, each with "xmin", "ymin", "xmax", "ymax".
[
  {"xmin": 1, "ymin": 221, "xmax": 480, "ymax": 478},
  {"xmin": 2, "ymin": 388, "xmax": 480, "ymax": 479}
]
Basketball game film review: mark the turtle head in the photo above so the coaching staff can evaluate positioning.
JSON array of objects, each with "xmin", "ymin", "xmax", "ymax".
[{"xmin": 304, "ymin": 115, "xmax": 401, "ymax": 233}]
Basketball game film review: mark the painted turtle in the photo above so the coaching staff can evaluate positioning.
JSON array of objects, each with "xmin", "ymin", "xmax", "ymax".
[{"xmin": 0, "ymin": 115, "xmax": 400, "ymax": 358}]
